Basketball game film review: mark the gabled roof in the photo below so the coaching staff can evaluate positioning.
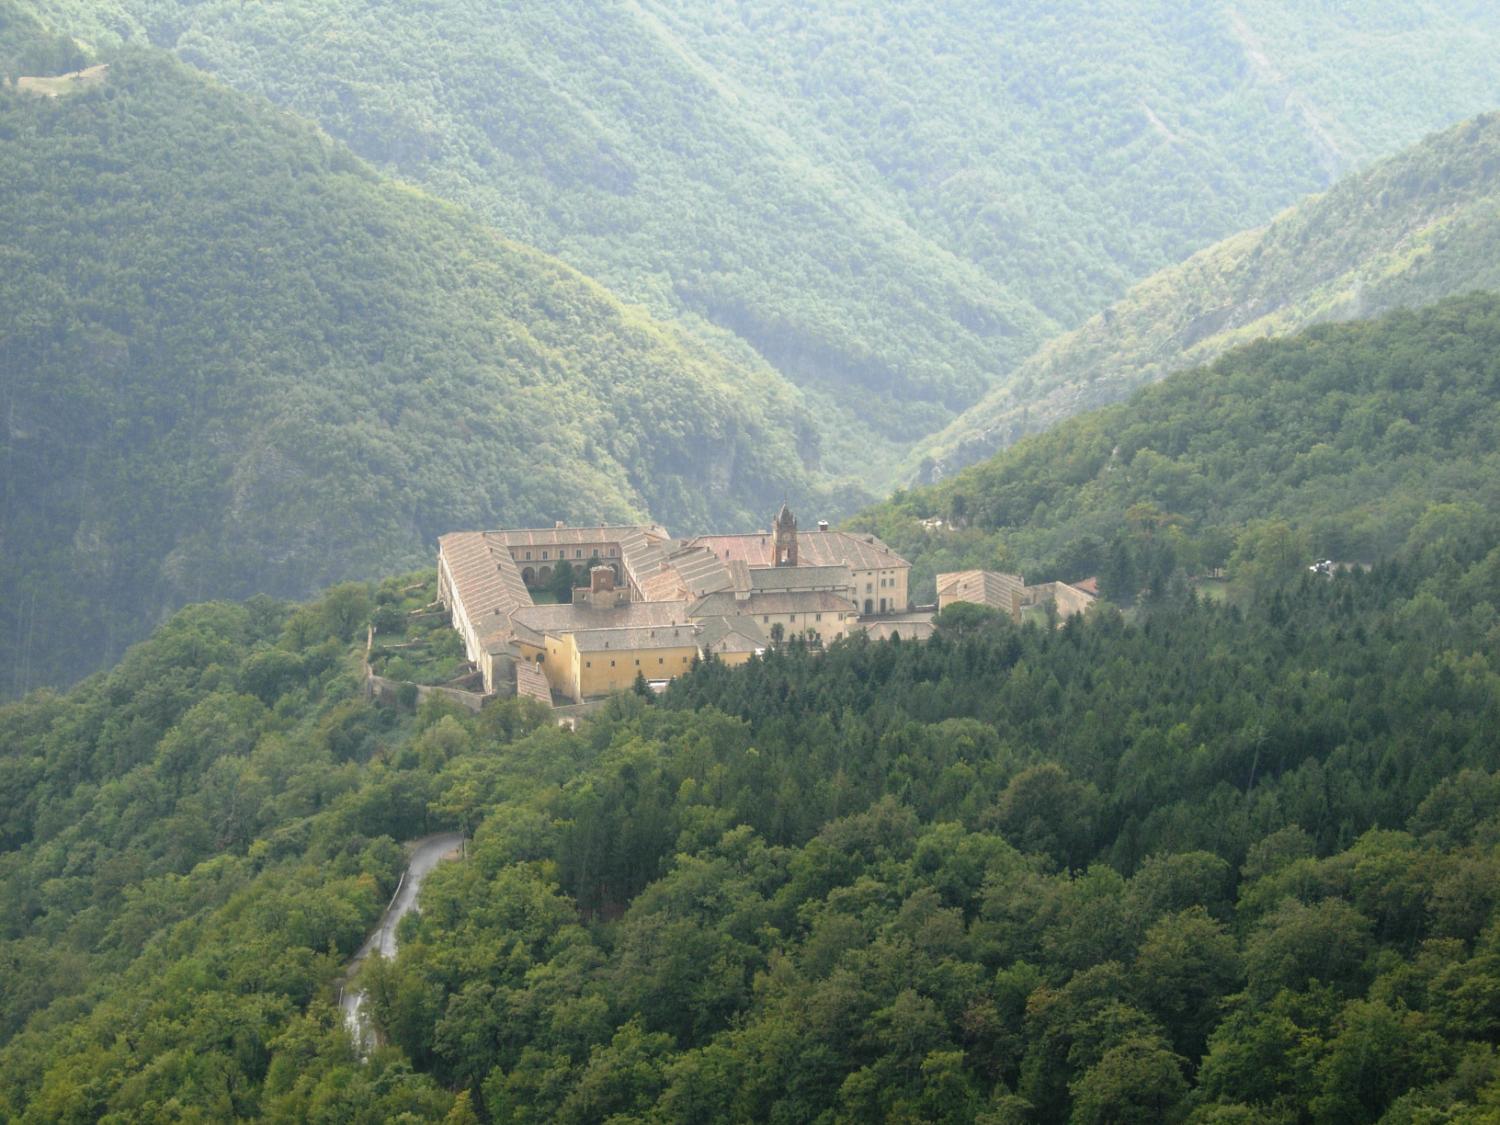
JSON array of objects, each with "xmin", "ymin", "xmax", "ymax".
[
  {"xmin": 936, "ymin": 569, "xmax": 1025, "ymax": 611},
  {"xmin": 615, "ymin": 525, "xmax": 672, "ymax": 592},
  {"xmin": 687, "ymin": 529, "xmax": 907, "ymax": 571},
  {"xmin": 668, "ymin": 546, "xmax": 735, "ymax": 596},
  {"xmin": 690, "ymin": 590, "xmax": 856, "ymax": 618},
  {"xmin": 572, "ymin": 623, "xmax": 701, "ymax": 652},
  {"xmin": 491, "ymin": 525, "xmax": 649, "ymax": 548},
  {"xmin": 514, "ymin": 660, "xmax": 553, "ymax": 706},
  {"xmin": 438, "ymin": 532, "xmax": 534, "ymax": 650},
  {"xmin": 749, "ymin": 564, "xmax": 851, "ymax": 592},
  {"xmin": 697, "ymin": 614, "xmax": 769, "ymax": 649},
  {"xmin": 510, "ymin": 600, "xmax": 691, "ymax": 646}
]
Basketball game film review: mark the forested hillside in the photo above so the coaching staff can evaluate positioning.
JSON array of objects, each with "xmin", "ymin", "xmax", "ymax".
[
  {"xmin": 2, "ymin": 512, "xmax": 1498, "ymax": 1120},
  {"xmin": 920, "ymin": 112, "xmax": 1500, "ymax": 475},
  {"xmin": 858, "ymin": 293, "xmax": 1500, "ymax": 603},
  {"xmin": 0, "ymin": 42, "xmax": 830, "ymax": 696},
  {"xmin": 24, "ymin": 0, "xmax": 1500, "ymax": 476}
]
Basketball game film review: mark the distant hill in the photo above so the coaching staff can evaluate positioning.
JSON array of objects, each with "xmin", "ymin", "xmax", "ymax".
[
  {"xmin": 0, "ymin": 46, "xmax": 829, "ymax": 695},
  {"xmin": 918, "ymin": 112, "xmax": 1500, "ymax": 477},
  {"xmin": 28, "ymin": 0, "xmax": 1500, "ymax": 481},
  {"xmin": 856, "ymin": 293, "xmax": 1500, "ymax": 602}
]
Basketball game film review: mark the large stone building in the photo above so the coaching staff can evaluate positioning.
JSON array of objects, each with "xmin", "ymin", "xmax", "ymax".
[
  {"xmin": 936, "ymin": 569, "xmax": 1097, "ymax": 621},
  {"xmin": 438, "ymin": 506, "xmax": 911, "ymax": 703}
]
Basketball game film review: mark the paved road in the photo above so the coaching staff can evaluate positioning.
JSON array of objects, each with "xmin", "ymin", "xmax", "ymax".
[{"xmin": 340, "ymin": 831, "xmax": 465, "ymax": 1051}]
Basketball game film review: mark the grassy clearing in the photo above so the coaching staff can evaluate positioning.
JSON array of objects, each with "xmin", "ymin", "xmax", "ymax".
[
  {"xmin": 17, "ymin": 64, "xmax": 108, "ymax": 98},
  {"xmin": 369, "ymin": 572, "xmax": 470, "ymax": 686}
]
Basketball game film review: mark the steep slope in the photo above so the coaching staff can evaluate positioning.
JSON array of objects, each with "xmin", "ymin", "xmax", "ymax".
[
  {"xmin": 920, "ymin": 112, "xmax": 1500, "ymax": 476},
  {"xmin": 857, "ymin": 293, "xmax": 1500, "ymax": 600},
  {"xmin": 30, "ymin": 1, "xmax": 1500, "ymax": 478},
  {"xmin": 0, "ymin": 47, "xmax": 825, "ymax": 695}
]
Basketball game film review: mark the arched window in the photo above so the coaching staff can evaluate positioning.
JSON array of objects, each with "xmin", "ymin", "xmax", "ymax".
[
  {"xmin": 521, "ymin": 567, "xmax": 535, "ymax": 585},
  {"xmin": 539, "ymin": 566, "xmax": 552, "ymax": 583}
]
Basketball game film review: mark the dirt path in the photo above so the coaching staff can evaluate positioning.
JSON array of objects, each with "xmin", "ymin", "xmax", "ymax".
[{"xmin": 340, "ymin": 831, "xmax": 465, "ymax": 1052}]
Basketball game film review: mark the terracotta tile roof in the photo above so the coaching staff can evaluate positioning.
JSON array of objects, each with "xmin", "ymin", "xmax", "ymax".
[
  {"xmin": 514, "ymin": 660, "xmax": 553, "ymax": 706},
  {"xmin": 510, "ymin": 600, "xmax": 692, "ymax": 646},
  {"xmin": 668, "ymin": 547, "xmax": 734, "ymax": 596},
  {"xmin": 749, "ymin": 564, "xmax": 851, "ymax": 592},
  {"xmin": 438, "ymin": 532, "xmax": 534, "ymax": 650},
  {"xmin": 697, "ymin": 615, "xmax": 768, "ymax": 652},
  {"xmin": 690, "ymin": 590, "xmax": 857, "ymax": 618},
  {"xmin": 615, "ymin": 526, "xmax": 671, "ymax": 592},
  {"xmin": 492, "ymin": 525, "xmax": 636, "ymax": 549},
  {"xmin": 573, "ymin": 623, "xmax": 701, "ymax": 652},
  {"xmin": 688, "ymin": 529, "xmax": 907, "ymax": 571},
  {"xmin": 638, "ymin": 567, "xmax": 688, "ymax": 602}
]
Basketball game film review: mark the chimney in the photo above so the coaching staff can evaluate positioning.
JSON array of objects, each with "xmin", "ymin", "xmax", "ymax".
[
  {"xmin": 818, "ymin": 520, "xmax": 829, "ymax": 532},
  {"xmin": 555, "ymin": 520, "xmax": 566, "ymax": 529},
  {"xmin": 590, "ymin": 565, "xmax": 615, "ymax": 594}
]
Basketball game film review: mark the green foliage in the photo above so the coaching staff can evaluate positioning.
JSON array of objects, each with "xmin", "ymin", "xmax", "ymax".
[
  {"xmin": 0, "ymin": 49, "xmax": 822, "ymax": 696},
  {"xmin": 9, "ymin": 518, "xmax": 1496, "ymax": 1119},
  {"xmin": 25, "ymin": 1, "xmax": 1500, "ymax": 485},
  {"xmin": 923, "ymin": 111, "xmax": 1500, "ymax": 474},
  {"xmin": 860, "ymin": 293, "xmax": 1500, "ymax": 603}
]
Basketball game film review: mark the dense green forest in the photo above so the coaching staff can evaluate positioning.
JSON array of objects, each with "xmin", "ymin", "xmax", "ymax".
[
  {"xmin": 4, "ymin": 9, "xmax": 1500, "ymax": 1115},
  {"xmin": 858, "ymin": 293, "xmax": 1500, "ymax": 604},
  {"xmin": 919, "ymin": 112, "xmax": 1500, "ymax": 475},
  {"xmin": 1, "ymin": 501, "xmax": 1498, "ymax": 1120},
  {"xmin": 20, "ymin": 0, "xmax": 1500, "ymax": 475},
  {"xmin": 0, "ymin": 32, "xmax": 841, "ymax": 696}
]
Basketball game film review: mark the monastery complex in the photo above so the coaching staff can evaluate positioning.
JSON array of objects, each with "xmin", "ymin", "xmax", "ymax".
[
  {"xmin": 438, "ymin": 505, "xmax": 913, "ymax": 704},
  {"xmin": 437, "ymin": 506, "xmax": 1100, "ymax": 707}
]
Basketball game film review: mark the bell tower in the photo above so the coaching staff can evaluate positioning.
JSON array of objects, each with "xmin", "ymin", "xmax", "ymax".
[{"xmin": 773, "ymin": 502, "xmax": 798, "ymax": 567}]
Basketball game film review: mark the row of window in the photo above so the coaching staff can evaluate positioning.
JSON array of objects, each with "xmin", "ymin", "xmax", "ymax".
[
  {"xmin": 585, "ymin": 655, "xmax": 690, "ymax": 669},
  {"xmin": 520, "ymin": 546, "xmax": 620, "ymax": 561}
]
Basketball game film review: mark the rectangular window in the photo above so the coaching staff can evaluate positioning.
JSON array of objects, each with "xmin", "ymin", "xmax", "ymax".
[
  {"xmin": 542, "ymin": 550, "xmax": 549, "ymax": 559},
  {"xmin": 575, "ymin": 549, "xmax": 582, "ymax": 558},
  {"xmin": 658, "ymin": 657, "xmax": 664, "ymax": 665},
  {"xmin": 586, "ymin": 660, "xmax": 591, "ymax": 668},
  {"xmin": 815, "ymin": 613, "xmax": 822, "ymax": 621},
  {"xmin": 610, "ymin": 660, "xmax": 616, "ymax": 667},
  {"xmin": 525, "ymin": 551, "xmax": 532, "ymax": 560},
  {"xmin": 610, "ymin": 547, "xmax": 618, "ymax": 556},
  {"xmin": 763, "ymin": 615, "xmax": 770, "ymax": 623},
  {"xmin": 635, "ymin": 659, "xmax": 640, "ymax": 666}
]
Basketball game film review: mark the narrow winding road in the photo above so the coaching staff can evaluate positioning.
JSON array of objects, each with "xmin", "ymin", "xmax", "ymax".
[{"xmin": 340, "ymin": 831, "xmax": 465, "ymax": 1052}]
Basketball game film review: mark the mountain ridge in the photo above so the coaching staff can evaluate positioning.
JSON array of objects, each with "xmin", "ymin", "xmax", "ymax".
[
  {"xmin": 25, "ymin": 0, "xmax": 1500, "ymax": 483},
  {"xmin": 916, "ymin": 110, "xmax": 1500, "ymax": 478},
  {"xmin": 0, "ymin": 44, "xmax": 835, "ymax": 695},
  {"xmin": 856, "ymin": 292, "xmax": 1500, "ymax": 602}
]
